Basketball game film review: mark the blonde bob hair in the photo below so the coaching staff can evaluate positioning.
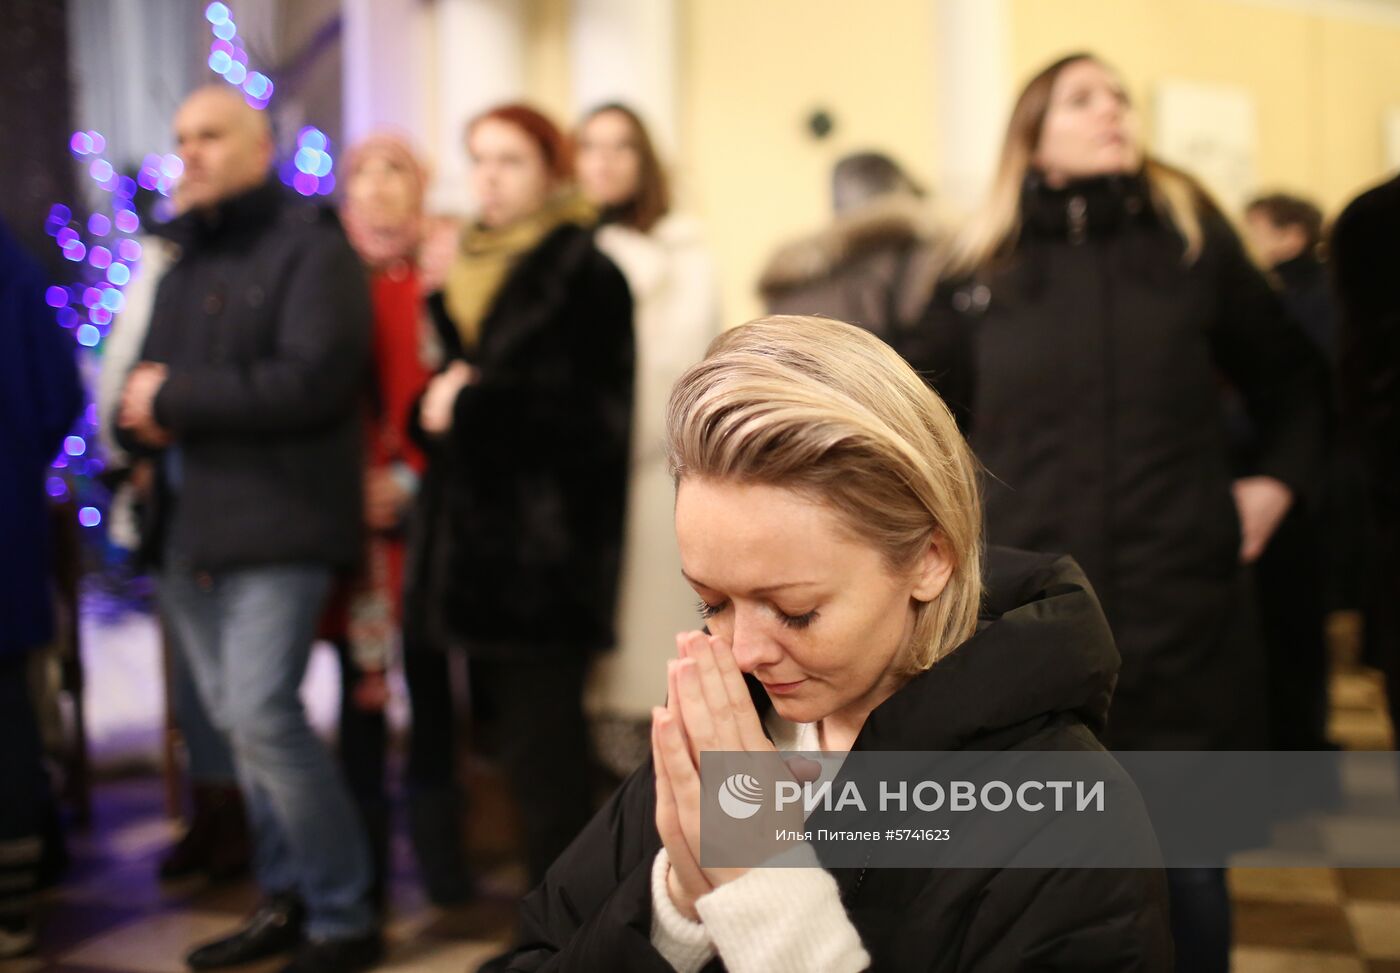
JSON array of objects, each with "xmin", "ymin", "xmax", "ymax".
[
  {"xmin": 942, "ymin": 52, "xmax": 1213, "ymax": 279},
  {"xmin": 665, "ymin": 315, "xmax": 983, "ymax": 674}
]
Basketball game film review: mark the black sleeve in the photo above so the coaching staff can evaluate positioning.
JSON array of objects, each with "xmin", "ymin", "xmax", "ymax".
[
  {"xmin": 1205, "ymin": 217, "xmax": 1329, "ymax": 503},
  {"xmin": 150, "ymin": 228, "xmax": 372, "ymax": 434},
  {"xmin": 503, "ymin": 763, "xmax": 679, "ymax": 972},
  {"xmin": 446, "ymin": 252, "xmax": 635, "ymax": 464},
  {"xmin": 957, "ymin": 865, "xmax": 1173, "ymax": 972},
  {"xmin": 901, "ymin": 284, "xmax": 977, "ymax": 433},
  {"xmin": 1331, "ymin": 183, "xmax": 1400, "ymax": 500}
]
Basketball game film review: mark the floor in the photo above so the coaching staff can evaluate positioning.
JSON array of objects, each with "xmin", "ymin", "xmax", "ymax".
[
  {"xmin": 8, "ymin": 613, "xmax": 1400, "ymax": 972},
  {"xmin": 8, "ymin": 775, "xmax": 521, "ymax": 973},
  {"xmin": 1230, "ymin": 663, "xmax": 1400, "ymax": 973}
]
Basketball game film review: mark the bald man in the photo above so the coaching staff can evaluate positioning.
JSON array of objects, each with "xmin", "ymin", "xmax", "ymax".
[{"xmin": 116, "ymin": 86, "xmax": 379, "ymax": 973}]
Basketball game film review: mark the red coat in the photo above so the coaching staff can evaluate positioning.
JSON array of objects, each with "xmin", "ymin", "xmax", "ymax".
[
  {"xmin": 366, "ymin": 263, "xmax": 431, "ymax": 476},
  {"xmin": 322, "ymin": 261, "xmax": 433, "ymax": 646}
]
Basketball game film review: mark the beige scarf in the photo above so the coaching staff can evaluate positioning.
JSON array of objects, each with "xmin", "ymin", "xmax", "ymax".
[{"xmin": 443, "ymin": 191, "xmax": 596, "ymax": 350}]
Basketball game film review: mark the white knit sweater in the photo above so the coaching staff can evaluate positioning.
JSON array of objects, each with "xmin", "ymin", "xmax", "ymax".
[{"xmin": 648, "ymin": 718, "xmax": 871, "ymax": 972}]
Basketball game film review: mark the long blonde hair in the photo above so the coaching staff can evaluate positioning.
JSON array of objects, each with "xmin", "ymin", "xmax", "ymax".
[
  {"xmin": 941, "ymin": 53, "xmax": 1210, "ymax": 279},
  {"xmin": 665, "ymin": 315, "xmax": 984, "ymax": 673}
]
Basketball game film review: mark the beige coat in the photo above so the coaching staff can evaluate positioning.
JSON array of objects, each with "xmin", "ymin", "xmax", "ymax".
[{"xmin": 586, "ymin": 214, "xmax": 721, "ymax": 719}]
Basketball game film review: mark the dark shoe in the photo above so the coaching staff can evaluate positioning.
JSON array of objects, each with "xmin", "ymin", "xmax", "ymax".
[
  {"xmin": 407, "ymin": 784, "xmax": 474, "ymax": 906},
  {"xmin": 159, "ymin": 806, "xmax": 216, "ymax": 881},
  {"xmin": 0, "ymin": 912, "xmax": 36, "ymax": 959},
  {"xmin": 186, "ymin": 894, "xmax": 304, "ymax": 969},
  {"xmin": 205, "ymin": 788, "xmax": 252, "ymax": 882},
  {"xmin": 161, "ymin": 784, "xmax": 248, "ymax": 882},
  {"xmin": 276, "ymin": 932, "xmax": 382, "ymax": 973}
]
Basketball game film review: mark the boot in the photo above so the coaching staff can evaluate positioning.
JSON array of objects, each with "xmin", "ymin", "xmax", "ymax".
[
  {"xmin": 158, "ymin": 784, "xmax": 219, "ymax": 881},
  {"xmin": 407, "ymin": 783, "xmax": 474, "ymax": 906},
  {"xmin": 159, "ymin": 783, "xmax": 249, "ymax": 882},
  {"xmin": 205, "ymin": 784, "xmax": 252, "ymax": 881}
]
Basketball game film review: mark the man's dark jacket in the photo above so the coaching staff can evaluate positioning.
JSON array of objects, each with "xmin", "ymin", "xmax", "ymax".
[{"xmin": 126, "ymin": 179, "xmax": 371, "ymax": 571}]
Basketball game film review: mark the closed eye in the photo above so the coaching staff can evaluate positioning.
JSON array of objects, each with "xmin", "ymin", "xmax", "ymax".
[
  {"xmin": 696, "ymin": 598, "xmax": 727, "ymax": 620},
  {"xmin": 694, "ymin": 598, "xmax": 819, "ymax": 630},
  {"xmin": 780, "ymin": 610, "xmax": 818, "ymax": 630}
]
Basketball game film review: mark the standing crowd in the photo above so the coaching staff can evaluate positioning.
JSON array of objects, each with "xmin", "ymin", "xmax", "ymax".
[{"xmin": 2, "ymin": 48, "xmax": 1398, "ymax": 973}]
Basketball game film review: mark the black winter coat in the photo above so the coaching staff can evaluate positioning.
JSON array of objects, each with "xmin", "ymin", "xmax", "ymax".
[
  {"xmin": 408, "ymin": 222, "xmax": 634, "ymax": 657},
  {"xmin": 1332, "ymin": 173, "xmax": 1400, "ymax": 517},
  {"xmin": 499, "ymin": 548, "xmax": 1173, "ymax": 972},
  {"xmin": 912, "ymin": 175, "xmax": 1327, "ymax": 750},
  {"xmin": 0, "ymin": 218, "xmax": 83, "ymax": 658},
  {"xmin": 129, "ymin": 180, "xmax": 371, "ymax": 571},
  {"xmin": 1273, "ymin": 254, "xmax": 1338, "ymax": 363}
]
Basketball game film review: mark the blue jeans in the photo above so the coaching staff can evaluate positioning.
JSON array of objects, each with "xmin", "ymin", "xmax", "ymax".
[
  {"xmin": 166, "ymin": 616, "xmax": 236, "ymax": 783},
  {"xmin": 160, "ymin": 562, "xmax": 374, "ymax": 939}
]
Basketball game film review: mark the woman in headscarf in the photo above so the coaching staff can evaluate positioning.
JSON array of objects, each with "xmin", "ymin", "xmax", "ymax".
[{"xmin": 327, "ymin": 132, "xmax": 437, "ymax": 906}]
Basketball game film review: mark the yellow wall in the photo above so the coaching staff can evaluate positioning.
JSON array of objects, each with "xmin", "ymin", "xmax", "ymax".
[
  {"xmin": 1008, "ymin": 0, "xmax": 1400, "ymax": 213},
  {"xmin": 679, "ymin": 0, "xmax": 938, "ymax": 324},
  {"xmin": 525, "ymin": 0, "xmax": 573, "ymax": 124},
  {"xmin": 1318, "ymin": 14, "xmax": 1400, "ymax": 209},
  {"xmin": 517, "ymin": 1, "xmax": 1398, "ymax": 324}
]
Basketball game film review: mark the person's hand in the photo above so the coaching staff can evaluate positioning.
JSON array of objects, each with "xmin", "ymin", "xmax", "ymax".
[
  {"xmin": 419, "ymin": 361, "xmax": 476, "ymax": 435},
  {"xmin": 671, "ymin": 632, "xmax": 775, "ymax": 769},
  {"xmin": 130, "ymin": 460, "xmax": 156, "ymax": 499},
  {"xmin": 1233, "ymin": 476, "xmax": 1294, "ymax": 564},
  {"xmin": 118, "ymin": 362, "xmax": 172, "ymax": 447},
  {"xmin": 653, "ymin": 705, "xmax": 711, "ymax": 921},
  {"xmin": 365, "ymin": 467, "xmax": 410, "ymax": 530},
  {"xmin": 655, "ymin": 632, "xmax": 812, "ymax": 908}
]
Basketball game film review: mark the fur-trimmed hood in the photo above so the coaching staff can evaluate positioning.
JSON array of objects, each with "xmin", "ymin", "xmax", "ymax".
[{"xmin": 759, "ymin": 192, "xmax": 935, "ymax": 298}]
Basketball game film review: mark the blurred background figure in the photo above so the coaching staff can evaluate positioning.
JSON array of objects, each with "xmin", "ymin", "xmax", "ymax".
[
  {"xmin": 759, "ymin": 151, "xmax": 939, "ymax": 347},
  {"xmin": 573, "ymin": 102, "xmax": 720, "ymax": 777},
  {"xmin": 1241, "ymin": 191, "xmax": 1345, "ymax": 756},
  {"xmin": 116, "ymin": 86, "xmax": 379, "ymax": 973},
  {"xmin": 403, "ymin": 104, "xmax": 633, "ymax": 926},
  {"xmin": 915, "ymin": 53, "xmax": 1328, "ymax": 973},
  {"xmin": 96, "ymin": 183, "xmax": 253, "ymax": 888},
  {"xmin": 321, "ymin": 131, "xmax": 437, "ymax": 913},
  {"xmin": 1333, "ymin": 172, "xmax": 1400, "ymax": 769},
  {"xmin": 1245, "ymin": 193, "xmax": 1337, "ymax": 359},
  {"xmin": 0, "ymin": 216, "xmax": 84, "ymax": 958}
]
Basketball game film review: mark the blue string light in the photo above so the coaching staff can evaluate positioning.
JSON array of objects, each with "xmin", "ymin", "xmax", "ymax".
[
  {"xmin": 204, "ymin": 4, "xmax": 273, "ymax": 109},
  {"xmin": 41, "ymin": 130, "xmax": 155, "ymax": 529},
  {"xmin": 285, "ymin": 126, "xmax": 336, "ymax": 196},
  {"xmin": 41, "ymin": 2, "xmax": 338, "ymax": 531}
]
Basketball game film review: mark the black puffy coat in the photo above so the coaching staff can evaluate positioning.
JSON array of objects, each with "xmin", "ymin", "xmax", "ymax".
[
  {"xmin": 499, "ymin": 548, "xmax": 1173, "ymax": 972},
  {"xmin": 913, "ymin": 174, "xmax": 1327, "ymax": 750},
  {"xmin": 1332, "ymin": 174, "xmax": 1400, "ymax": 721},
  {"xmin": 407, "ymin": 222, "xmax": 634, "ymax": 657},
  {"xmin": 130, "ymin": 179, "xmax": 371, "ymax": 571},
  {"xmin": 1333, "ymin": 173, "xmax": 1400, "ymax": 518}
]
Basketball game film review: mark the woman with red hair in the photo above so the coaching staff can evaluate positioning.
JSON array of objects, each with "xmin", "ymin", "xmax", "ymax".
[{"xmin": 404, "ymin": 103, "xmax": 635, "ymax": 902}]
